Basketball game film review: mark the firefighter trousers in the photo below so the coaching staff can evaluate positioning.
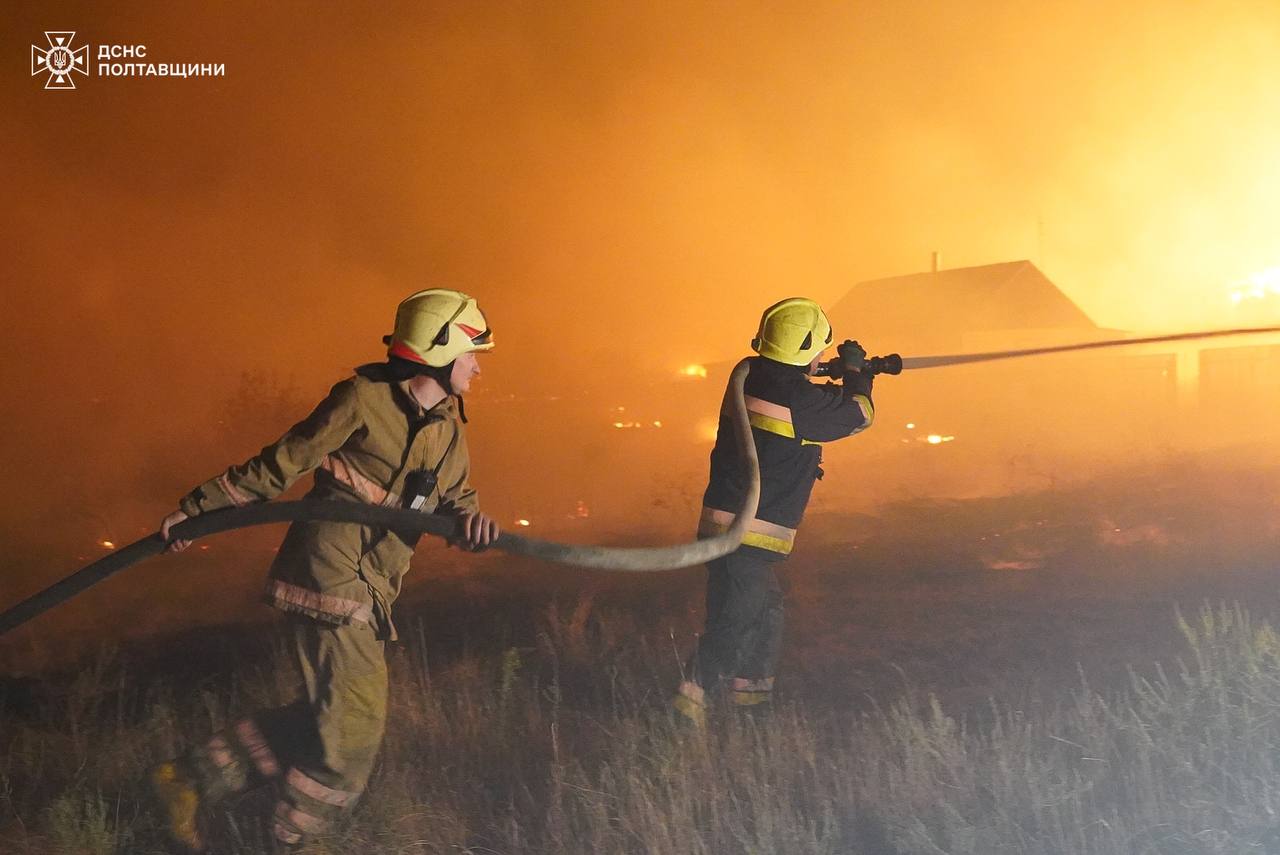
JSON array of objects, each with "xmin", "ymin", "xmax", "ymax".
[
  {"xmin": 184, "ymin": 615, "xmax": 388, "ymax": 847},
  {"xmin": 689, "ymin": 549, "xmax": 784, "ymax": 693}
]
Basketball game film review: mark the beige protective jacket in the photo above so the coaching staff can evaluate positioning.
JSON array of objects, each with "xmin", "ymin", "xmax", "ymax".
[{"xmin": 178, "ymin": 363, "xmax": 479, "ymax": 639}]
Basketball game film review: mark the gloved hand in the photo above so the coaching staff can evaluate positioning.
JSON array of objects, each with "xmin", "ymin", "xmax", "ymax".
[
  {"xmin": 836, "ymin": 341, "xmax": 874, "ymax": 397},
  {"xmin": 842, "ymin": 369, "xmax": 874, "ymax": 397},
  {"xmin": 837, "ymin": 340, "xmax": 867, "ymax": 371}
]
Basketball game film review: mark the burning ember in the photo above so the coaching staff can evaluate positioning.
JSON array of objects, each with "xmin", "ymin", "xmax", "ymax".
[
  {"xmin": 100, "ymin": 540, "xmax": 115, "ymax": 550},
  {"xmin": 679, "ymin": 364, "xmax": 708, "ymax": 378},
  {"xmin": 902, "ymin": 422, "xmax": 955, "ymax": 444},
  {"xmin": 1096, "ymin": 518, "xmax": 1171, "ymax": 547}
]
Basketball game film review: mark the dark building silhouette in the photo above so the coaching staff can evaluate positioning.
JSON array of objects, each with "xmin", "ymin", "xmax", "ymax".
[{"xmin": 829, "ymin": 260, "xmax": 1105, "ymax": 355}]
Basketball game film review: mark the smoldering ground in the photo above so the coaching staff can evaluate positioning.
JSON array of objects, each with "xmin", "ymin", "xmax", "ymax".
[{"xmin": 5, "ymin": 451, "xmax": 1280, "ymax": 854}]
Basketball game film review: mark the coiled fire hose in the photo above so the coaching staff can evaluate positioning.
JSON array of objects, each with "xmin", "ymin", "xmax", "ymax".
[{"xmin": 0, "ymin": 362, "xmax": 760, "ymax": 638}]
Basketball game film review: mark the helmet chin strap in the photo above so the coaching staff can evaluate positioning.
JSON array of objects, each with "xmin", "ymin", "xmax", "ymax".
[
  {"xmin": 383, "ymin": 356, "xmax": 455, "ymax": 403},
  {"xmin": 422, "ymin": 361, "xmax": 456, "ymax": 396}
]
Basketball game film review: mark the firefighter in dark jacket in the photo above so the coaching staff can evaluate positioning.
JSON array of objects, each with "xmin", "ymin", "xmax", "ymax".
[
  {"xmin": 674, "ymin": 297, "xmax": 874, "ymax": 725},
  {"xmin": 149, "ymin": 289, "xmax": 500, "ymax": 852}
]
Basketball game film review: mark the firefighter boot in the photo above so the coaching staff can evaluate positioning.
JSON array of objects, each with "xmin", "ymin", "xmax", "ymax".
[
  {"xmin": 671, "ymin": 680, "xmax": 707, "ymax": 729},
  {"xmin": 148, "ymin": 761, "xmax": 205, "ymax": 853},
  {"xmin": 269, "ymin": 824, "xmax": 306, "ymax": 854},
  {"xmin": 730, "ymin": 677, "xmax": 774, "ymax": 718}
]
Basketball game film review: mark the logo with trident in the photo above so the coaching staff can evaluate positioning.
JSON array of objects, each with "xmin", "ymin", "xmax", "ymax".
[{"xmin": 32, "ymin": 32, "xmax": 89, "ymax": 89}]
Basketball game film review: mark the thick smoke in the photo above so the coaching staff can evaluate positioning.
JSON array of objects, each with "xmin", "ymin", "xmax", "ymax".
[{"xmin": 2, "ymin": 0, "xmax": 1278, "ymax": 652}]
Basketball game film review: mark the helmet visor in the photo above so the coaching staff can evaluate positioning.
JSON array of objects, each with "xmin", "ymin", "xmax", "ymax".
[{"xmin": 458, "ymin": 323, "xmax": 492, "ymax": 347}]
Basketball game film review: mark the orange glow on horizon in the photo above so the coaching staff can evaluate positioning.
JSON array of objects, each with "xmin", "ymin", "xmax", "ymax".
[{"xmin": 7, "ymin": 2, "xmax": 1280, "ymax": 653}]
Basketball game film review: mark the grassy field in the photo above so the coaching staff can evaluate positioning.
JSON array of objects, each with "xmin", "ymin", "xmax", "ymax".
[
  {"xmin": 4, "ymin": 460, "xmax": 1280, "ymax": 853},
  {"xmin": 4, "ymin": 596, "xmax": 1280, "ymax": 853}
]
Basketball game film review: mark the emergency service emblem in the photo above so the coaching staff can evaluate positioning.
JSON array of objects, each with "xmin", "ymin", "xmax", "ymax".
[{"xmin": 31, "ymin": 32, "xmax": 88, "ymax": 89}]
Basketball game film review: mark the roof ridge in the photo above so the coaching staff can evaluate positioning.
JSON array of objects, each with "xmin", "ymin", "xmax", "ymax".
[
  {"xmin": 857, "ymin": 259, "xmax": 1030, "ymax": 287},
  {"xmin": 831, "ymin": 259, "xmax": 1096, "ymax": 331}
]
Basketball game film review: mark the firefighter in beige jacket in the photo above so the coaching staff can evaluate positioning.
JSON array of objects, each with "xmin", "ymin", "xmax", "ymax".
[{"xmin": 150, "ymin": 289, "xmax": 499, "ymax": 853}]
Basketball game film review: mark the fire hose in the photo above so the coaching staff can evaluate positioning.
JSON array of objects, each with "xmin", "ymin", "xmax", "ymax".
[
  {"xmin": 4, "ymin": 324, "xmax": 1280, "ymax": 638},
  {"xmin": 816, "ymin": 325, "xmax": 1280, "ymax": 376},
  {"xmin": 896, "ymin": 325, "xmax": 1280, "ymax": 370},
  {"xmin": 0, "ymin": 362, "xmax": 760, "ymax": 638}
]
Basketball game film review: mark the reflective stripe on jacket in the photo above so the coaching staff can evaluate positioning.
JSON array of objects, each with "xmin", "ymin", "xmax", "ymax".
[
  {"xmin": 178, "ymin": 363, "xmax": 479, "ymax": 635},
  {"xmin": 701, "ymin": 356, "xmax": 872, "ymax": 558},
  {"xmin": 697, "ymin": 507, "xmax": 797, "ymax": 555}
]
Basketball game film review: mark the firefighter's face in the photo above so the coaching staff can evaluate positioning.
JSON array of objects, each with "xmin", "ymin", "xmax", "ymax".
[
  {"xmin": 450, "ymin": 351, "xmax": 482, "ymax": 394},
  {"xmin": 806, "ymin": 350, "xmax": 827, "ymax": 376}
]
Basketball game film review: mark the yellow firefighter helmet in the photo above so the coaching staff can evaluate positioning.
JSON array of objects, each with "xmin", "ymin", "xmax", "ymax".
[
  {"xmin": 750, "ymin": 297, "xmax": 833, "ymax": 365},
  {"xmin": 386, "ymin": 289, "xmax": 494, "ymax": 367}
]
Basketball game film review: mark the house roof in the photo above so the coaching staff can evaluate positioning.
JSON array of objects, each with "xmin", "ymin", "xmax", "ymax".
[{"xmin": 829, "ymin": 261, "xmax": 1097, "ymax": 349}]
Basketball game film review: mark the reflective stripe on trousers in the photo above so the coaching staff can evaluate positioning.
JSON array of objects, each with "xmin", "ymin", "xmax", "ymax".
[{"xmin": 181, "ymin": 617, "xmax": 388, "ymax": 846}]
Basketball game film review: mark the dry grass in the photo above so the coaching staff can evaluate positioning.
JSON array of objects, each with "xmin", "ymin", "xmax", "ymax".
[{"xmin": 2, "ymin": 601, "xmax": 1280, "ymax": 854}]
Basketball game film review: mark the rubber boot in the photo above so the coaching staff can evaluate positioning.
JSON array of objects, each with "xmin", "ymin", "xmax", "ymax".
[
  {"xmin": 671, "ymin": 680, "xmax": 707, "ymax": 729},
  {"xmin": 148, "ymin": 761, "xmax": 205, "ymax": 853}
]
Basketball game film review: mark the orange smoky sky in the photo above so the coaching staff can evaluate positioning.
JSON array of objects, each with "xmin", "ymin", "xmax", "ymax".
[{"xmin": 1, "ymin": 2, "xmax": 1279, "ymax": 548}]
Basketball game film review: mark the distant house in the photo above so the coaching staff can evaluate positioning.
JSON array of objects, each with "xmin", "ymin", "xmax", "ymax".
[
  {"xmin": 828, "ymin": 260, "xmax": 1108, "ymax": 355},
  {"xmin": 825, "ymin": 259, "xmax": 1280, "ymax": 450}
]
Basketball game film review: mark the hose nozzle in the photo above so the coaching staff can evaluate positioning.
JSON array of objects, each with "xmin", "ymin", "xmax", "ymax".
[{"xmin": 814, "ymin": 352, "xmax": 902, "ymax": 377}]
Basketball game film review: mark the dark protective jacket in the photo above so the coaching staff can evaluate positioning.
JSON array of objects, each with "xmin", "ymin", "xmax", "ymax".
[
  {"xmin": 698, "ymin": 356, "xmax": 873, "ymax": 558},
  {"xmin": 178, "ymin": 363, "xmax": 479, "ymax": 638}
]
